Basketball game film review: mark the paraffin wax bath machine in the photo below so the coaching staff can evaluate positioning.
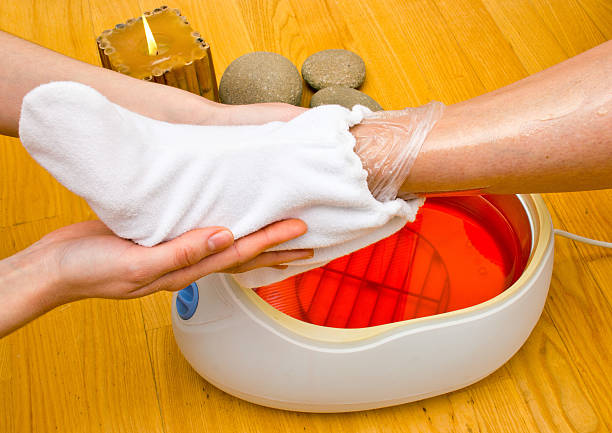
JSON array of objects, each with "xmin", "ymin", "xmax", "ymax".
[{"xmin": 172, "ymin": 194, "xmax": 553, "ymax": 412}]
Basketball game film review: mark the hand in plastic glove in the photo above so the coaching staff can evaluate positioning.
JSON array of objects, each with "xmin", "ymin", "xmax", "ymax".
[
  {"xmin": 350, "ymin": 102, "xmax": 445, "ymax": 201},
  {"xmin": 352, "ymin": 41, "xmax": 612, "ymax": 197}
]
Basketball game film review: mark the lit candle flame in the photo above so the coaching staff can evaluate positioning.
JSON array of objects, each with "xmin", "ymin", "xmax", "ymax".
[{"xmin": 142, "ymin": 14, "xmax": 158, "ymax": 55}]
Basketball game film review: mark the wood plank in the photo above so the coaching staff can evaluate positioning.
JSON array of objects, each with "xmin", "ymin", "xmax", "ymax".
[
  {"xmin": 347, "ymin": 0, "xmax": 486, "ymax": 105},
  {"xmin": 541, "ymin": 192, "xmax": 612, "ymax": 430},
  {"xmin": 530, "ymin": 0, "xmax": 606, "ymax": 56},
  {"xmin": 141, "ymin": 291, "xmax": 173, "ymax": 331},
  {"xmin": 79, "ymin": 297, "xmax": 165, "ymax": 433},
  {"xmin": 432, "ymin": 0, "xmax": 528, "ymax": 91},
  {"xmin": 0, "ymin": 299, "xmax": 94, "ymax": 432},
  {"xmin": 0, "ymin": 0, "xmax": 94, "ymax": 63},
  {"xmin": 463, "ymin": 366, "xmax": 540, "ymax": 432},
  {"xmin": 505, "ymin": 310, "xmax": 605, "ymax": 432},
  {"xmin": 0, "ymin": 136, "xmax": 58, "ymax": 228},
  {"xmin": 480, "ymin": 0, "xmax": 569, "ymax": 73},
  {"xmin": 233, "ymin": 0, "xmax": 306, "ymax": 56},
  {"xmin": 88, "ymin": 0, "xmax": 144, "ymax": 49},
  {"xmin": 576, "ymin": 0, "xmax": 612, "ymax": 39}
]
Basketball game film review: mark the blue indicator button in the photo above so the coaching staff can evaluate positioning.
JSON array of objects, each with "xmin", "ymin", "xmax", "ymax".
[{"xmin": 176, "ymin": 282, "xmax": 199, "ymax": 320}]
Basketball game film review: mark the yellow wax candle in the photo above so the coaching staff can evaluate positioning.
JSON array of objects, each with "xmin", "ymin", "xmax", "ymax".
[{"xmin": 97, "ymin": 6, "xmax": 218, "ymax": 101}]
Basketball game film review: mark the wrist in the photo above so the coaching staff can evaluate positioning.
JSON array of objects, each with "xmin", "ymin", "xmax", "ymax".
[
  {"xmin": 155, "ymin": 84, "xmax": 227, "ymax": 125},
  {"xmin": 0, "ymin": 248, "xmax": 65, "ymax": 336},
  {"xmin": 352, "ymin": 101, "xmax": 445, "ymax": 201},
  {"xmin": 398, "ymin": 101, "xmax": 483, "ymax": 196}
]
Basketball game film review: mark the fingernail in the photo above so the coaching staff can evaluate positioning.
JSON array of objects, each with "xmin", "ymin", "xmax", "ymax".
[{"xmin": 208, "ymin": 230, "xmax": 233, "ymax": 251}]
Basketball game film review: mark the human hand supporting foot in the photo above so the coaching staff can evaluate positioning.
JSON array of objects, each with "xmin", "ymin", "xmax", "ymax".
[{"xmin": 0, "ymin": 218, "xmax": 312, "ymax": 337}]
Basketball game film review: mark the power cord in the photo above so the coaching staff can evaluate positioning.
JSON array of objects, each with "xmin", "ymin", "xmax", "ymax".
[{"xmin": 554, "ymin": 229, "xmax": 612, "ymax": 249}]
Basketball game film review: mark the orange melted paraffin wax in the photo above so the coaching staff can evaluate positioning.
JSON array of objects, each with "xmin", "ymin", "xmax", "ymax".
[{"xmin": 255, "ymin": 196, "xmax": 530, "ymax": 328}]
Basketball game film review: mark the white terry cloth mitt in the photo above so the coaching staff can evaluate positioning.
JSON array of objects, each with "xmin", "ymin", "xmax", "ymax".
[{"xmin": 19, "ymin": 81, "xmax": 422, "ymax": 287}]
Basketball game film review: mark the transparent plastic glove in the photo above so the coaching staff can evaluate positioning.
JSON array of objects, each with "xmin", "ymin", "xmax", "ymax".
[{"xmin": 351, "ymin": 101, "xmax": 445, "ymax": 201}]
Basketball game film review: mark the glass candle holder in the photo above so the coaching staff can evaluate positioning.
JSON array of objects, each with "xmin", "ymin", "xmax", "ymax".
[{"xmin": 96, "ymin": 6, "xmax": 218, "ymax": 101}]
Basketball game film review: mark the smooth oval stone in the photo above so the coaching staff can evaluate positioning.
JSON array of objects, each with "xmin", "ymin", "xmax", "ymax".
[
  {"xmin": 219, "ymin": 52, "xmax": 302, "ymax": 105},
  {"xmin": 302, "ymin": 49, "xmax": 366, "ymax": 90},
  {"xmin": 310, "ymin": 87, "xmax": 383, "ymax": 111}
]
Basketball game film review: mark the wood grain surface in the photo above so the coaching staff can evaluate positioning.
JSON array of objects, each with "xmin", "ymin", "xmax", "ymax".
[{"xmin": 1, "ymin": 0, "xmax": 610, "ymax": 431}]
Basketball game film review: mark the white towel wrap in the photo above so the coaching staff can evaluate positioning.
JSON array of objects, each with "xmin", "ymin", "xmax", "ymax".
[{"xmin": 19, "ymin": 82, "xmax": 422, "ymax": 287}]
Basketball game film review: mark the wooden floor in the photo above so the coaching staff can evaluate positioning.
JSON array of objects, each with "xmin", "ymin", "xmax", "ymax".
[{"xmin": 1, "ymin": 0, "xmax": 611, "ymax": 431}]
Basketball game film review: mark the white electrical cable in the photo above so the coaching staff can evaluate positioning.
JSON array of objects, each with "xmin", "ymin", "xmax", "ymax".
[{"xmin": 554, "ymin": 229, "xmax": 612, "ymax": 249}]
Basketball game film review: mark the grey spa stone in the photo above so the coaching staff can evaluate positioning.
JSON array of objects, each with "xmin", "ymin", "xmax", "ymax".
[
  {"xmin": 310, "ymin": 86, "xmax": 383, "ymax": 111},
  {"xmin": 219, "ymin": 52, "xmax": 302, "ymax": 105},
  {"xmin": 302, "ymin": 49, "xmax": 366, "ymax": 90}
]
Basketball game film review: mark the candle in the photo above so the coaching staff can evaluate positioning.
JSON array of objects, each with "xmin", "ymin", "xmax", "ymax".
[{"xmin": 96, "ymin": 6, "xmax": 218, "ymax": 101}]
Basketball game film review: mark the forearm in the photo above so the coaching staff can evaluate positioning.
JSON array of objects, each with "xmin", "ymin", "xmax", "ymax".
[
  {"xmin": 0, "ymin": 249, "xmax": 62, "ymax": 338},
  {"xmin": 0, "ymin": 30, "xmax": 230, "ymax": 137},
  {"xmin": 400, "ymin": 40, "xmax": 612, "ymax": 195}
]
